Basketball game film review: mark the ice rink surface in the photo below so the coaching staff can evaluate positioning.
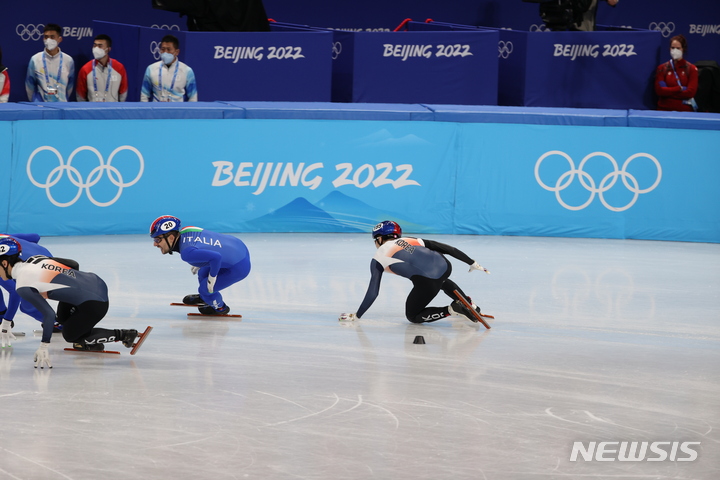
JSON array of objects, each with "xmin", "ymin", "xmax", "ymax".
[{"xmin": 1, "ymin": 233, "xmax": 718, "ymax": 480}]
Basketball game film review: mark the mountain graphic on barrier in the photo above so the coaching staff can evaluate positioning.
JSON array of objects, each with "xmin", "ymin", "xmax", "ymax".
[{"xmin": 245, "ymin": 191, "xmax": 410, "ymax": 232}]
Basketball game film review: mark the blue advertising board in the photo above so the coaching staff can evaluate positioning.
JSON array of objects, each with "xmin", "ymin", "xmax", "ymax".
[
  {"xmin": 10, "ymin": 119, "xmax": 457, "ymax": 235},
  {"xmin": 333, "ymin": 31, "xmax": 499, "ymax": 105},
  {"xmin": 524, "ymin": 30, "xmax": 661, "ymax": 109},
  {"xmin": 454, "ymin": 123, "xmax": 720, "ymax": 242},
  {"xmin": 6, "ymin": 113, "xmax": 719, "ymax": 242}
]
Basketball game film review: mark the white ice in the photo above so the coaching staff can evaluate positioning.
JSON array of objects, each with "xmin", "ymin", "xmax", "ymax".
[{"xmin": 1, "ymin": 233, "xmax": 718, "ymax": 480}]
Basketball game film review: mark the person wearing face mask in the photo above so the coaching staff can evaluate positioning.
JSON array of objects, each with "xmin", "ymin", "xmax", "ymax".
[
  {"xmin": 655, "ymin": 34, "xmax": 699, "ymax": 112},
  {"xmin": 140, "ymin": 34, "xmax": 198, "ymax": 102},
  {"xmin": 76, "ymin": 34, "xmax": 128, "ymax": 102},
  {"xmin": 25, "ymin": 23, "xmax": 75, "ymax": 102}
]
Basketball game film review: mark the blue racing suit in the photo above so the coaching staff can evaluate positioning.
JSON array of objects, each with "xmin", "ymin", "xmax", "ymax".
[{"xmin": 173, "ymin": 227, "xmax": 251, "ymax": 309}]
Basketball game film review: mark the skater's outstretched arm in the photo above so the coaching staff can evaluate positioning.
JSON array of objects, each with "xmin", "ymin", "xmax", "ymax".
[{"xmin": 356, "ymin": 260, "xmax": 384, "ymax": 319}]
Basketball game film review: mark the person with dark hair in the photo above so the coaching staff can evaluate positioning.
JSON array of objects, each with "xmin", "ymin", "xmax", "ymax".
[
  {"xmin": 0, "ymin": 237, "xmax": 141, "ymax": 368},
  {"xmin": 339, "ymin": 221, "xmax": 491, "ymax": 324},
  {"xmin": 140, "ymin": 34, "xmax": 197, "ymax": 102},
  {"xmin": 655, "ymin": 34, "xmax": 699, "ymax": 112},
  {"xmin": 76, "ymin": 34, "xmax": 129, "ymax": 102},
  {"xmin": 25, "ymin": 23, "xmax": 75, "ymax": 102},
  {"xmin": 149, "ymin": 215, "xmax": 251, "ymax": 316},
  {"xmin": 0, "ymin": 46, "xmax": 9, "ymax": 103}
]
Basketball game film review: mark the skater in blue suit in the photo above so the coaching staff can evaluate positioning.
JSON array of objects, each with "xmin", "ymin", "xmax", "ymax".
[
  {"xmin": 150, "ymin": 215, "xmax": 251, "ymax": 315},
  {"xmin": 0, "ymin": 234, "xmax": 62, "ymax": 335}
]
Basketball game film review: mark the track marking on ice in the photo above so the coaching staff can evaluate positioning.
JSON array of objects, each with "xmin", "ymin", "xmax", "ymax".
[
  {"xmin": 262, "ymin": 393, "xmax": 340, "ymax": 427},
  {"xmin": 583, "ymin": 410, "xmax": 649, "ymax": 433},
  {"xmin": 544, "ymin": 407, "xmax": 588, "ymax": 426},
  {"xmin": 361, "ymin": 400, "xmax": 400, "ymax": 430},
  {"xmin": 326, "ymin": 395, "xmax": 364, "ymax": 418},
  {"xmin": 256, "ymin": 390, "xmax": 314, "ymax": 413},
  {"xmin": 1, "ymin": 448, "xmax": 75, "ymax": 479},
  {"xmin": 0, "ymin": 392, "xmax": 25, "ymax": 398}
]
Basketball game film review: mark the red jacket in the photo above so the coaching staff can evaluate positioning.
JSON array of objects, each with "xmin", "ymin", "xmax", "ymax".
[{"xmin": 655, "ymin": 58, "xmax": 698, "ymax": 112}]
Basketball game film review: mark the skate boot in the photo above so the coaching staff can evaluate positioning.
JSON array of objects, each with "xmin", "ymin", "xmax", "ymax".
[
  {"xmin": 119, "ymin": 329, "xmax": 139, "ymax": 348},
  {"xmin": 183, "ymin": 294, "xmax": 204, "ymax": 305},
  {"xmin": 73, "ymin": 341, "xmax": 105, "ymax": 352},
  {"xmin": 449, "ymin": 300, "xmax": 478, "ymax": 323},
  {"xmin": 198, "ymin": 304, "xmax": 230, "ymax": 316}
]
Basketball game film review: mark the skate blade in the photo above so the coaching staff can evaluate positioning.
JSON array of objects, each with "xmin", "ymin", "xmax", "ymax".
[
  {"xmin": 170, "ymin": 302, "xmax": 208, "ymax": 307},
  {"xmin": 64, "ymin": 348, "xmax": 120, "ymax": 355},
  {"xmin": 13, "ymin": 332, "xmax": 26, "ymax": 337},
  {"xmin": 130, "ymin": 326, "xmax": 153, "ymax": 355},
  {"xmin": 187, "ymin": 313, "xmax": 242, "ymax": 319},
  {"xmin": 453, "ymin": 290, "xmax": 491, "ymax": 329}
]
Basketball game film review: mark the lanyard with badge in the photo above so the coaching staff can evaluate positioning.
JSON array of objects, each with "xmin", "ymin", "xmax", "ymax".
[
  {"xmin": 92, "ymin": 59, "xmax": 113, "ymax": 102},
  {"xmin": 42, "ymin": 52, "xmax": 63, "ymax": 97},
  {"xmin": 158, "ymin": 60, "xmax": 180, "ymax": 102},
  {"xmin": 671, "ymin": 59, "xmax": 698, "ymax": 111}
]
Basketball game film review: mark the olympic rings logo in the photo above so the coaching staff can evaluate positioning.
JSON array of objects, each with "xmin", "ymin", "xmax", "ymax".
[
  {"xmin": 529, "ymin": 24, "xmax": 549, "ymax": 32},
  {"xmin": 16, "ymin": 24, "xmax": 45, "ymax": 41},
  {"xmin": 150, "ymin": 41, "xmax": 161, "ymax": 60},
  {"xmin": 150, "ymin": 24, "xmax": 180, "ymax": 31},
  {"xmin": 332, "ymin": 41, "xmax": 343, "ymax": 60},
  {"xmin": 27, "ymin": 146, "xmax": 145, "ymax": 207},
  {"xmin": 498, "ymin": 41, "xmax": 514, "ymax": 59},
  {"xmin": 534, "ymin": 151, "xmax": 662, "ymax": 212},
  {"xmin": 649, "ymin": 22, "xmax": 675, "ymax": 38}
]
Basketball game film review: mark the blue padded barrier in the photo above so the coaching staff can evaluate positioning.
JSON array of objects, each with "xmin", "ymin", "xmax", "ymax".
[
  {"xmin": 628, "ymin": 110, "xmax": 720, "ymax": 131},
  {"xmin": 217, "ymin": 102, "xmax": 434, "ymax": 121},
  {"xmin": 0, "ymin": 103, "xmax": 62, "ymax": 120},
  {"xmin": 17, "ymin": 102, "xmax": 241, "ymax": 120},
  {"xmin": 424, "ymin": 105, "xmax": 628, "ymax": 126}
]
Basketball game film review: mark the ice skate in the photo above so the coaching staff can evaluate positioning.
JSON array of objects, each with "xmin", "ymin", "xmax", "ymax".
[
  {"xmin": 187, "ymin": 304, "xmax": 242, "ymax": 319},
  {"xmin": 182, "ymin": 294, "xmax": 205, "ymax": 305},
  {"xmin": 198, "ymin": 304, "xmax": 230, "ymax": 316},
  {"xmin": 452, "ymin": 290, "xmax": 492, "ymax": 329},
  {"xmin": 449, "ymin": 300, "xmax": 479, "ymax": 324},
  {"xmin": 68, "ymin": 341, "xmax": 108, "ymax": 352},
  {"xmin": 119, "ymin": 329, "xmax": 138, "ymax": 348}
]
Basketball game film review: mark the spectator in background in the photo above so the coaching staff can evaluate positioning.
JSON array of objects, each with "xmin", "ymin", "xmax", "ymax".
[
  {"xmin": 152, "ymin": 0, "xmax": 271, "ymax": 32},
  {"xmin": 655, "ymin": 35, "xmax": 699, "ymax": 112},
  {"xmin": 0, "ymin": 47, "xmax": 9, "ymax": 103},
  {"xmin": 574, "ymin": 0, "xmax": 618, "ymax": 32},
  {"xmin": 140, "ymin": 34, "xmax": 197, "ymax": 102},
  {"xmin": 76, "ymin": 34, "xmax": 128, "ymax": 102},
  {"xmin": 25, "ymin": 24, "xmax": 75, "ymax": 102}
]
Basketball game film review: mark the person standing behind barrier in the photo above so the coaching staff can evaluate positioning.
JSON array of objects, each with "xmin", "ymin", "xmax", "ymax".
[
  {"xmin": 140, "ymin": 34, "xmax": 198, "ymax": 102},
  {"xmin": 655, "ymin": 35, "xmax": 699, "ymax": 112},
  {"xmin": 25, "ymin": 24, "xmax": 75, "ymax": 102},
  {"xmin": 0, "ymin": 47, "xmax": 9, "ymax": 103},
  {"xmin": 76, "ymin": 34, "xmax": 128, "ymax": 102},
  {"xmin": 574, "ymin": 0, "xmax": 618, "ymax": 32}
]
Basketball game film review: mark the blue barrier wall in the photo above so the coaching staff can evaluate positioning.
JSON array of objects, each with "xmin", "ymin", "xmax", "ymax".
[
  {"xmin": 2, "ymin": 103, "xmax": 719, "ymax": 243},
  {"xmin": 3, "ymin": 1, "xmax": 718, "ymax": 103}
]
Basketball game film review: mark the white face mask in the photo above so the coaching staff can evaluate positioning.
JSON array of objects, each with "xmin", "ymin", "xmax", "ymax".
[
  {"xmin": 670, "ymin": 48, "xmax": 683, "ymax": 61},
  {"xmin": 92, "ymin": 47, "xmax": 107, "ymax": 60},
  {"xmin": 44, "ymin": 38, "xmax": 58, "ymax": 51},
  {"xmin": 160, "ymin": 52, "xmax": 175, "ymax": 65}
]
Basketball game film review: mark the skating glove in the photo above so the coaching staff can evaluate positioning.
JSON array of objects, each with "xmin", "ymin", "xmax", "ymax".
[
  {"xmin": 34, "ymin": 342, "xmax": 52, "ymax": 369},
  {"xmin": 190, "ymin": 266, "xmax": 200, "ymax": 275},
  {"xmin": 1, "ymin": 319, "xmax": 15, "ymax": 348},
  {"xmin": 338, "ymin": 313, "xmax": 357, "ymax": 322},
  {"xmin": 207, "ymin": 274, "xmax": 217, "ymax": 294},
  {"xmin": 469, "ymin": 261, "xmax": 490, "ymax": 274}
]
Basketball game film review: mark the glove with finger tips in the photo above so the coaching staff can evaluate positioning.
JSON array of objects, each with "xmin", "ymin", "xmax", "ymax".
[{"xmin": 34, "ymin": 342, "xmax": 52, "ymax": 369}]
